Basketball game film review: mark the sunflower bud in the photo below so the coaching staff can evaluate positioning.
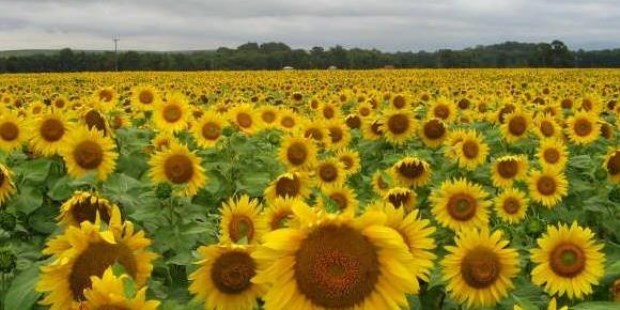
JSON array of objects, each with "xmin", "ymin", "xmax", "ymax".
[
  {"xmin": 156, "ymin": 183, "xmax": 173, "ymax": 200},
  {"xmin": 0, "ymin": 249, "xmax": 16, "ymax": 273},
  {"xmin": 222, "ymin": 126, "xmax": 234, "ymax": 137},
  {"xmin": 0, "ymin": 211, "xmax": 16, "ymax": 231},
  {"xmin": 526, "ymin": 218, "xmax": 544, "ymax": 235}
]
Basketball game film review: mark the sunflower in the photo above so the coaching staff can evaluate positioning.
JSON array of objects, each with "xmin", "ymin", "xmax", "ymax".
[
  {"xmin": 537, "ymin": 138, "xmax": 569, "ymax": 170},
  {"xmin": 384, "ymin": 187, "xmax": 416, "ymax": 213},
  {"xmin": 381, "ymin": 108, "xmax": 417, "ymax": 145},
  {"xmin": 420, "ymin": 118, "xmax": 448, "ymax": 148},
  {"xmin": 527, "ymin": 167, "xmax": 568, "ymax": 208},
  {"xmin": 28, "ymin": 100, "xmax": 46, "ymax": 116},
  {"xmin": 530, "ymin": 222, "xmax": 605, "ymax": 299},
  {"xmin": 153, "ymin": 92, "xmax": 190, "ymax": 133},
  {"xmin": 0, "ymin": 111, "xmax": 25, "ymax": 152},
  {"xmin": 443, "ymin": 128, "xmax": 468, "ymax": 160},
  {"xmin": 219, "ymin": 195, "xmax": 265, "ymax": 245},
  {"xmin": 0, "ymin": 164, "xmax": 15, "ymax": 206},
  {"xmin": 229, "ymin": 103, "xmax": 260, "ymax": 135},
  {"xmin": 319, "ymin": 102, "xmax": 340, "ymax": 120},
  {"xmin": 130, "ymin": 84, "xmax": 160, "ymax": 112},
  {"xmin": 390, "ymin": 156, "xmax": 432, "ymax": 187},
  {"xmin": 37, "ymin": 216, "xmax": 156, "ymax": 310},
  {"xmin": 148, "ymin": 144, "xmax": 207, "ymax": 197},
  {"xmin": 150, "ymin": 132, "xmax": 180, "ymax": 153},
  {"xmin": 500, "ymin": 110, "xmax": 532, "ymax": 143},
  {"xmin": 277, "ymin": 108, "xmax": 299, "ymax": 131},
  {"xmin": 28, "ymin": 110, "xmax": 71, "ymax": 156},
  {"xmin": 565, "ymin": 111, "xmax": 601, "ymax": 145},
  {"xmin": 428, "ymin": 97, "xmax": 457, "ymax": 123},
  {"xmin": 578, "ymin": 94, "xmax": 604, "ymax": 114},
  {"xmin": 301, "ymin": 119, "xmax": 329, "ymax": 147},
  {"xmin": 361, "ymin": 118, "xmax": 384, "ymax": 141},
  {"xmin": 454, "ymin": 130, "xmax": 489, "ymax": 171},
  {"xmin": 52, "ymin": 95, "xmax": 71, "ymax": 110},
  {"xmin": 514, "ymin": 297, "xmax": 568, "ymax": 310},
  {"xmin": 82, "ymin": 267, "xmax": 160, "ymax": 310},
  {"xmin": 604, "ymin": 148, "xmax": 620, "ymax": 183},
  {"xmin": 390, "ymin": 93, "xmax": 409, "ymax": 109},
  {"xmin": 324, "ymin": 119, "xmax": 350, "ymax": 151},
  {"xmin": 430, "ymin": 178, "xmax": 491, "ymax": 231},
  {"xmin": 371, "ymin": 170, "xmax": 391, "ymax": 196},
  {"xmin": 314, "ymin": 158, "xmax": 346, "ymax": 189},
  {"xmin": 336, "ymin": 148, "xmax": 361, "ymax": 176},
  {"xmin": 441, "ymin": 228, "xmax": 520, "ymax": 308},
  {"xmin": 192, "ymin": 110, "xmax": 226, "ymax": 149},
  {"xmin": 252, "ymin": 203, "xmax": 419, "ymax": 309},
  {"xmin": 57, "ymin": 191, "xmax": 119, "ymax": 228},
  {"xmin": 534, "ymin": 114, "xmax": 562, "ymax": 139},
  {"xmin": 93, "ymin": 87, "xmax": 118, "ymax": 112},
  {"xmin": 189, "ymin": 244, "xmax": 267, "ymax": 310},
  {"xmin": 264, "ymin": 171, "xmax": 312, "ymax": 202},
  {"xmin": 319, "ymin": 184, "xmax": 358, "ymax": 216},
  {"xmin": 277, "ymin": 135, "xmax": 317, "ymax": 170},
  {"xmin": 490, "ymin": 155, "xmax": 529, "ymax": 188},
  {"xmin": 261, "ymin": 197, "xmax": 304, "ymax": 232},
  {"xmin": 81, "ymin": 107, "xmax": 112, "ymax": 137},
  {"xmin": 61, "ymin": 126, "xmax": 118, "ymax": 181},
  {"xmin": 494, "ymin": 188, "xmax": 529, "ymax": 224},
  {"xmin": 256, "ymin": 105, "xmax": 280, "ymax": 129},
  {"xmin": 356, "ymin": 101, "xmax": 373, "ymax": 118},
  {"xmin": 345, "ymin": 114, "xmax": 362, "ymax": 129}
]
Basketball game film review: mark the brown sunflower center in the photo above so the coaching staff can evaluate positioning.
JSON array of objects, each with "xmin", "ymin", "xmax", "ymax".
[
  {"xmin": 0, "ymin": 122, "xmax": 18, "ymax": 141},
  {"xmin": 543, "ymin": 148, "xmax": 561, "ymax": 164},
  {"xmin": 607, "ymin": 151, "xmax": 620, "ymax": 175},
  {"xmin": 497, "ymin": 159, "xmax": 519, "ymax": 179},
  {"xmin": 54, "ymin": 99, "xmax": 66, "ymax": 108},
  {"xmin": 211, "ymin": 251, "xmax": 256, "ymax": 294},
  {"xmin": 393, "ymin": 95, "xmax": 406, "ymax": 109},
  {"xmin": 270, "ymin": 210, "xmax": 293, "ymax": 230},
  {"xmin": 275, "ymin": 175, "xmax": 300, "ymax": 198},
  {"xmin": 163, "ymin": 104, "xmax": 182, "ymax": 123},
  {"xmin": 462, "ymin": 141, "xmax": 479, "ymax": 159},
  {"xmin": 70, "ymin": 198, "xmax": 112, "ymax": 225},
  {"xmin": 345, "ymin": 115, "xmax": 361, "ymax": 129},
  {"xmin": 201, "ymin": 122, "xmax": 221, "ymax": 141},
  {"xmin": 447, "ymin": 193, "xmax": 477, "ymax": 221},
  {"xmin": 536, "ymin": 175, "xmax": 557, "ymax": 196},
  {"xmin": 359, "ymin": 107, "xmax": 370, "ymax": 117},
  {"xmin": 387, "ymin": 114, "xmax": 409, "ymax": 135},
  {"xmin": 85, "ymin": 110, "xmax": 107, "ymax": 135},
  {"xmin": 423, "ymin": 119, "xmax": 446, "ymax": 139},
  {"xmin": 461, "ymin": 247, "xmax": 501, "ymax": 289},
  {"xmin": 549, "ymin": 243, "xmax": 586, "ymax": 278},
  {"xmin": 236, "ymin": 113, "xmax": 252, "ymax": 128},
  {"xmin": 388, "ymin": 191, "xmax": 411, "ymax": 209},
  {"xmin": 228, "ymin": 215, "xmax": 254, "ymax": 243},
  {"xmin": 69, "ymin": 241, "xmax": 137, "ymax": 301},
  {"xmin": 305, "ymin": 128, "xmax": 324, "ymax": 142},
  {"xmin": 540, "ymin": 121, "xmax": 555, "ymax": 137},
  {"xmin": 397, "ymin": 161, "xmax": 425, "ymax": 180},
  {"xmin": 340, "ymin": 156, "xmax": 354, "ymax": 170},
  {"xmin": 98, "ymin": 90, "xmax": 113, "ymax": 102},
  {"xmin": 323, "ymin": 106, "xmax": 335, "ymax": 119},
  {"xmin": 434, "ymin": 105, "xmax": 450, "ymax": 119},
  {"xmin": 164, "ymin": 154, "xmax": 194, "ymax": 184},
  {"xmin": 138, "ymin": 90, "xmax": 154, "ymax": 104},
  {"xmin": 508, "ymin": 115, "xmax": 527, "ymax": 136},
  {"xmin": 281, "ymin": 116, "xmax": 295, "ymax": 128},
  {"xmin": 295, "ymin": 224, "xmax": 380, "ymax": 308},
  {"xmin": 329, "ymin": 192, "xmax": 348, "ymax": 210},
  {"xmin": 502, "ymin": 197, "xmax": 521, "ymax": 214},
  {"xmin": 319, "ymin": 164, "xmax": 338, "ymax": 183},
  {"xmin": 40, "ymin": 118, "xmax": 65, "ymax": 142},
  {"xmin": 328, "ymin": 126, "xmax": 344, "ymax": 144},
  {"xmin": 286, "ymin": 142, "xmax": 308, "ymax": 166},
  {"xmin": 73, "ymin": 141, "xmax": 104, "ymax": 170},
  {"xmin": 370, "ymin": 121, "xmax": 383, "ymax": 136},
  {"xmin": 574, "ymin": 118, "xmax": 593, "ymax": 137},
  {"xmin": 261, "ymin": 110, "xmax": 276, "ymax": 123}
]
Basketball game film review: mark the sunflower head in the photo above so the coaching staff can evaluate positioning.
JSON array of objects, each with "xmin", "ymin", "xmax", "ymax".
[
  {"xmin": 537, "ymin": 138, "xmax": 569, "ymax": 170},
  {"xmin": 566, "ymin": 111, "xmax": 601, "ymax": 145},
  {"xmin": 219, "ymin": 195, "xmax": 265, "ymax": 245},
  {"xmin": 453, "ymin": 130, "xmax": 489, "ymax": 171},
  {"xmin": 318, "ymin": 184, "xmax": 358, "ymax": 216},
  {"xmin": 191, "ymin": 110, "xmax": 225, "ymax": 149},
  {"xmin": 390, "ymin": 156, "xmax": 432, "ymax": 187},
  {"xmin": 430, "ymin": 178, "xmax": 491, "ymax": 231},
  {"xmin": 61, "ymin": 126, "xmax": 118, "ymax": 181},
  {"xmin": 384, "ymin": 187, "xmax": 416, "ymax": 213},
  {"xmin": 82, "ymin": 267, "xmax": 160, "ymax": 310},
  {"xmin": 527, "ymin": 167, "xmax": 568, "ymax": 208},
  {"xmin": 314, "ymin": 158, "xmax": 346, "ymax": 189},
  {"xmin": 420, "ymin": 118, "xmax": 448, "ymax": 148},
  {"xmin": 381, "ymin": 108, "xmax": 417, "ymax": 145},
  {"xmin": 148, "ymin": 143, "xmax": 207, "ymax": 197},
  {"xmin": 336, "ymin": 148, "xmax": 361, "ymax": 176},
  {"xmin": 58, "ymin": 191, "xmax": 120, "ymax": 228},
  {"xmin": 0, "ymin": 164, "xmax": 15, "ymax": 205},
  {"xmin": 501, "ymin": 110, "xmax": 531, "ymax": 142},
  {"xmin": 278, "ymin": 135, "xmax": 318, "ymax": 170},
  {"xmin": 491, "ymin": 155, "xmax": 528, "ymax": 188},
  {"xmin": 494, "ymin": 188, "xmax": 529, "ymax": 224}
]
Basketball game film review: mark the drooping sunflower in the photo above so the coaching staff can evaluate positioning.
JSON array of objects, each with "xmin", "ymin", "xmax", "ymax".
[
  {"xmin": 219, "ymin": 195, "xmax": 265, "ymax": 245},
  {"xmin": 148, "ymin": 143, "xmax": 207, "ymax": 197},
  {"xmin": 0, "ymin": 164, "xmax": 16, "ymax": 205},
  {"xmin": 57, "ymin": 191, "xmax": 119, "ymax": 228},
  {"xmin": 490, "ymin": 155, "xmax": 529, "ymax": 188},
  {"xmin": 565, "ymin": 111, "xmax": 601, "ymax": 145},
  {"xmin": 81, "ymin": 107, "xmax": 113, "ymax": 137},
  {"xmin": 192, "ymin": 110, "xmax": 226, "ymax": 149},
  {"xmin": 494, "ymin": 188, "xmax": 529, "ymax": 224},
  {"xmin": 82, "ymin": 267, "xmax": 160, "ymax": 310},
  {"xmin": 28, "ymin": 110, "xmax": 71, "ymax": 156},
  {"xmin": 228, "ymin": 103, "xmax": 260, "ymax": 135},
  {"xmin": 420, "ymin": 118, "xmax": 448, "ymax": 148},
  {"xmin": 318, "ymin": 184, "xmax": 358, "ymax": 216},
  {"xmin": 345, "ymin": 114, "xmax": 362, "ymax": 129},
  {"xmin": 604, "ymin": 148, "xmax": 620, "ymax": 183},
  {"xmin": 61, "ymin": 126, "xmax": 118, "ymax": 181},
  {"xmin": 252, "ymin": 203, "xmax": 419, "ymax": 309},
  {"xmin": 428, "ymin": 97, "xmax": 457, "ymax": 123},
  {"xmin": 37, "ymin": 216, "xmax": 156, "ymax": 310},
  {"xmin": 336, "ymin": 148, "xmax": 361, "ymax": 176},
  {"xmin": 0, "ymin": 111, "xmax": 25, "ymax": 152},
  {"xmin": 384, "ymin": 187, "xmax": 417, "ymax": 213},
  {"xmin": 314, "ymin": 158, "xmax": 346, "ymax": 189},
  {"xmin": 527, "ymin": 167, "xmax": 569, "ymax": 208},
  {"xmin": 189, "ymin": 244, "xmax": 267, "ymax": 310},
  {"xmin": 537, "ymin": 138, "xmax": 569, "ymax": 170},
  {"xmin": 429, "ymin": 178, "xmax": 491, "ymax": 231},
  {"xmin": 153, "ymin": 92, "xmax": 190, "ymax": 133},
  {"xmin": 278, "ymin": 135, "xmax": 317, "ymax": 170},
  {"xmin": 530, "ymin": 222, "xmax": 605, "ymax": 299},
  {"xmin": 381, "ymin": 108, "xmax": 417, "ymax": 145},
  {"xmin": 324, "ymin": 118, "xmax": 351, "ymax": 151},
  {"xmin": 264, "ymin": 171, "xmax": 312, "ymax": 203},
  {"xmin": 454, "ymin": 130, "xmax": 489, "ymax": 171},
  {"xmin": 441, "ymin": 228, "xmax": 520, "ymax": 308},
  {"xmin": 361, "ymin": 118, "xmax": 384, "ymax": 141},
  {"xmin": 130, "ymin": 84, "xmax": 160, "ymax": 112},
  {"xmin": 261, "ymin": 197, "xmax": 304, "ymax": 232},
  {"xmin": 390, "ymin": 156, "xmax": 432, "ymax": 187}
]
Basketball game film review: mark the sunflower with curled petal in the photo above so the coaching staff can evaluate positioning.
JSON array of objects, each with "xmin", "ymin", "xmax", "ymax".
[
  {"xmin": 565, "ymin": 111, "xmax": 601, "ymax": 146},
  {"xmin": 384, "ymin": 187, "xmax": 417, "ymax": 213},
  {"xmin": 28, "ymin": 109, "xmax": 72, "ymax": 156},
  {"xmin": 264, "ymin": 171, "xmax": 312, "ymax": 203},
  {"xmin": 0, "ymin": 110, "xmax": 26, "ymax": 152},
  {"xmin": 57, "ymin": 191, "xmax": 119, "ymax": 228},
  {"xmin": 527, "ymin": 167, "xmax": 568, "ymax": 208},
  {"xmin": 494, "ymin": 188, "xmax": 529, "ymax": 224},
  {"xmin": 531, "ymin": 222, "xmax": 605, "ymax": 299},
  {"xmin": 453, "ymin": 130, "xmax": 489, "ymax": 171},
  {"xmin": 441, "ymin": 228, "xmax": 519, "ymax": 308},
  {"xmin": 219, "ymin": 195, "xmax": 266, "ymax": 245},
  {"xmin": 61, "ymin": 126, "xmax": 118, "ymax": 181},
  {"xmin": 603, "ymin": 148, "xmax": 620, "ymax": 184},
  {"xmin": 429, "ymin": 178, "xmax": 491, "ymax": 231},
  {"xmin": 537, "ymin": 138, "xmax": 569, "ymax": 170},
  {"xmin": 252, "ymin": 203, "xmax": 419, "ymax": 309},
  {"xmin": 490, "ymin": 155, "xmax": 529, "ymax": 188},
  {"xmin": 0, "ymin": 164, "xmax": 16, "ymax": 206},
  {"xmin": 37, "ymin": 212, "xmax": 156, "ymax": 310},
  {"xmin": 82, "ymin": 267, "xmax": 160, "ymax": 310},
  {"xmin": 390, "ymin": 156, "xmax": 432, "ymax": 188},
  {"xmin": 148, "ymin": 143, "xmax": 207, "ymax": 197}
]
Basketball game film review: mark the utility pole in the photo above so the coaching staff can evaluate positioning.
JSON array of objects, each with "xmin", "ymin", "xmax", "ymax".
[{"xmin": 113, "ymin": 36, "xmax": 120, "ymax": 71}]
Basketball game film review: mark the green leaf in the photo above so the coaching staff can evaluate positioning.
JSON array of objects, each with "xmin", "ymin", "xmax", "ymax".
[
  {"xmin": 47, "ymin": 175, "xmax": 74, "ymax": 201},
  {"xmin": 572, "ymin": 302, "xmax": 620, "ymax": 310},
  {"xmin": 9, "ymin": 186, "xmax": 43, "ymax": 215},
  {"xmin": 20, "ymin": 158, "xmax": 52, "ymax": 185},
  {"xmin": 3, "ymin": 265, "xmax": 41, "ymax": 310}
]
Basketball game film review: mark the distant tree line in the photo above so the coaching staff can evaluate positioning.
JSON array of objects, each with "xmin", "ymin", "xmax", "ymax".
[{"xmin": 1, "ymin": 40, "xmax": 620, "ymax": 73}]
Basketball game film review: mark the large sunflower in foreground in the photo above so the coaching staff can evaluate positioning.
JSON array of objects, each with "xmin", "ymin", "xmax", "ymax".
[
  {"xmin": 37, "ymin": 216, "xmax": 156, "ymax": 310},
  {"xmin": 189, "ymin": 244, "xmax": 267, "ymax": 310},
  {"xmin": 149, "ymin": 144, "xmax": 206, "ymax": 197},
  {"xmin": 28, "ymin": 110, "xmax": 71, "ymax": 156},
  {"xmin": 441, "ymin": 228, "xmax": 520, "ymax": 308},
  {"xmin": 0, "ymin": 164, "xmax": 16, "ymax": 205},
  {"xmin": 61, "ymin": 126, "xmax": 118, "ymax": 181},
  {"xmin": 82, "ymin": 267, "xmax": 160, "ymax": 310},
  {"xmin": 252, "ymin": 204, "xmax": 418, "ymax": 309},
  {"xmin": 530, "ymin": 222, "xmax": 605, "ymax": 299},
  {"xmin": 219, "ymin": 195, "xmax": 265, "ymax": 245},
  {"xmin": 565, "ymin": 111, "xmax": 601, "ymax": 145},
  {"xmin": 429, "ymin": 178, "xmax": 491, "ymax": 231},
  {"xmin": 57, "ymin": 191, "xmax": 119, "ymax": 228},
  {"xmin": 527, "ymin": 167, "xmax": 568, "ymax": 208}
]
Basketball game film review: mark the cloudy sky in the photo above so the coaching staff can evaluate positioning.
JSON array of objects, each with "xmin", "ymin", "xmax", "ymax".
[{"xmin": 1, "ymin": 0, "xmax": 619, "ymax": 52}]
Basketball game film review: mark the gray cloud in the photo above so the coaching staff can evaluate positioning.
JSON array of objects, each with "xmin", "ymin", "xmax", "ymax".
[{"xmin": 0, "ymin": 0, "xmax": 618, "ymax": 51}]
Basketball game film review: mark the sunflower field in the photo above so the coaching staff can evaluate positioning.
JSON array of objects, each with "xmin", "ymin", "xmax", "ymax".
[{"xmin": 0, "ymin": 69, "xmax": 619, "ymax": 309}]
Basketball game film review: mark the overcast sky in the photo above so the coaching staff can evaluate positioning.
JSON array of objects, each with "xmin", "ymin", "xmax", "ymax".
[{"xmin": 0, "ymin": 0, "xmax": 619, "ymax": 52}]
